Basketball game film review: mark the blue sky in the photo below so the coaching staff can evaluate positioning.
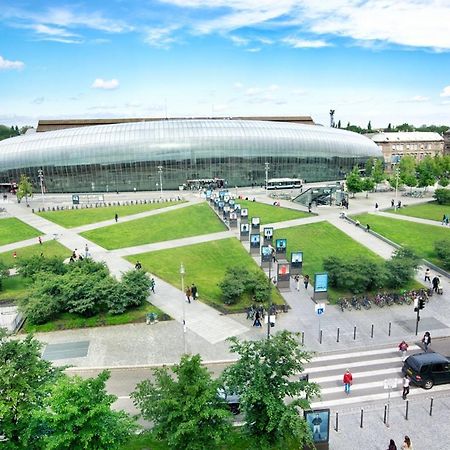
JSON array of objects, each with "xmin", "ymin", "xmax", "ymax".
[{"xmin": 0, "ymin": 0, "xmax": 449, "ymax": 128}]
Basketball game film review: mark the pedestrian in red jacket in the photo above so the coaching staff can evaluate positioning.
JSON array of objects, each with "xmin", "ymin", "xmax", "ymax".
[{"xmin": 343, "ymin": 369, "xmax": 353, "ymax": 395}]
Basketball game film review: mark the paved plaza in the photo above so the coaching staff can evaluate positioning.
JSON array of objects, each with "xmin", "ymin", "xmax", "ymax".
[{"xmin": 1, "ymin": 186, "xmax": 449, "ymax": 449}]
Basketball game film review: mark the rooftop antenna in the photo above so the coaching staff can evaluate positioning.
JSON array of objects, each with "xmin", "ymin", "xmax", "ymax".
[{"xmin": 329, "ymin": 109, "xmax": 335, "ymax": 128}]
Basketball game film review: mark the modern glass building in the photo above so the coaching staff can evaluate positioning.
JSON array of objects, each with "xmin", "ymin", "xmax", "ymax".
[{"xmin": 0, "ymin": 119, "xmax": 382, "ymax": 193}]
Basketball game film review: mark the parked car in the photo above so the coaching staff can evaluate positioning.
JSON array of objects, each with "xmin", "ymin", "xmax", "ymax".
[
  {"xmin": 402, "ymin": 352, "xmax": 450, "ymax": 389},
  {"xmin": 217, "ymin": 386, "xmax": 241, "ymax": 415}
]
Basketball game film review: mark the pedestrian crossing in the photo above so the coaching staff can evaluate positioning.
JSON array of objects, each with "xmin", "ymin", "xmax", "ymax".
[{"xmin": 306, "ymin": 345, "xmax": 450, "ymax": 409}]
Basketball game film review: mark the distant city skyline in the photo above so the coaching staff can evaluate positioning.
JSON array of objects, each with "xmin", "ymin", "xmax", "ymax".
[{"xmin": 0, "ymin": 0, "xmax": 449, "ymax": 128}]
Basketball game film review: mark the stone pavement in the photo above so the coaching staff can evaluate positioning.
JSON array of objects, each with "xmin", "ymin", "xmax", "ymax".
[{"xmin": 3, "ymin": 188, "xmax": 450, "ymax": 364}]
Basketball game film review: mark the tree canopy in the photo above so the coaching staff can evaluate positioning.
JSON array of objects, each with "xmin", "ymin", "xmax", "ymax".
[
  {"xmin": 132, "ymin": 354, "xmax": 232, "ymax": 450},
  {"xmin": 223, "ymin": 331, "xmax": 319, "ymax": 448}
]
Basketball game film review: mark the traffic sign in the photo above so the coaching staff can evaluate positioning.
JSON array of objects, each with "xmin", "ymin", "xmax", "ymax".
[{"xmin": 315, "ymin": 303, "xmax": 325, "ymax": 316}]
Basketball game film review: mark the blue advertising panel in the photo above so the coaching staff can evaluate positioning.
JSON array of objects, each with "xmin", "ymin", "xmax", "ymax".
[
  {"xmin": 304, "ymin": 409, "xmax": 330, "ymax": 444},
  {"xmin": 314, "ymin": 273, "xmax": 328, "ymax": 293},
  {"xmin": 275, "ymin": 238, "xmax": 287, "ymax": 252},
  {"xmin": 261, "ymin": 245, "xmax": 272, "ymax": 261},
  {"xmin": 291, "ymin": 251, "xmax": 303, "ymax": 266},
  {"xmin": 250, "ymin": 234, "xmax": 260, "ymax": 247}
]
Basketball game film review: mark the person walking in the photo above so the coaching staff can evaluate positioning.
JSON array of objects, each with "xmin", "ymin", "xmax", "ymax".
[
  {"xmin": 402, "ymin": 375, "xmax": 410, "ymax": 400},
  {"xmin": 375, "ymin": 202, "xmax": 379, "ymax": 211},
  {"xmin": 398, "ymin": 340, "xmax": 409, "ymax": 361},
  {"xmin": 253, "ymin": 310, "xmax": 262, "ymax": 327},
  {"xmin": 84, "ymin": 243, "xmax": 89, "ymax": 258},
  {"xmin": 424, "ymin": 268, "xmax": 431, "ymax": 283},
  {"xmin": 191, "ymin": 283, "xmax": 198, "ymax": 300},
  {"xmin": 387, "ymin": 439, "xmax": 397, "ymax": 450},
  {"xmin": 303, "ymin": 274, "xmax": 310, "ymax": 289},
  {"xmin": 38, "ymin": 236, "xmax": 42, "ymax": 245},
  {"xmin": 366, "ymin": 223, "xmax": 371, "ymax": 232},
  {"xmin": 432, "ymin": 276, "xmax": 440, "ymax": 292},
  {"xmin": 150, "ymin": 277, "xmax": 155, "ymax": 294},
  {"xmin": 185, "ymin": 286, "xmax": 192, "ymax": 303},
  {"xmin": 391, "ymin": 199, "xmax": 395, "ymax": 208},
  {"xmin": 401, "ymin": 435, "xmax": 413, "ymax": 450},
  {"xmin": 343, "ymin": 369, "xmax": 353, "ymax": 395},
  {"xmin": 294, "ymin": 274, "xmax": 300, "ymax": 291},
  {"xmin": 422, "ymin": 331, "xmax": 431, "ymax": 352},
  {"xmin": 115, "ymin": 213, "xmax": 118, "ymax": 222},
  {"xmin": 134, "ymin": 261, "xmax": 142, "ymax": 270}
]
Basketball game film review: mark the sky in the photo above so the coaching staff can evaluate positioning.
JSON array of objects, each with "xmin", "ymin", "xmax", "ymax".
[{"xmin": 0, "ymin": 0, "xmax": 449, "ymax": 128}]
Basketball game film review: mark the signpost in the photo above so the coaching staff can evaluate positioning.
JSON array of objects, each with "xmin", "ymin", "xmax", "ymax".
[
  {"xmin": 383, "ymin": 378, "xmax": 398, "ymax": 428},
  {"xmin": 315, "ymin": 303, "xmax": 325, "ymax": 342}
]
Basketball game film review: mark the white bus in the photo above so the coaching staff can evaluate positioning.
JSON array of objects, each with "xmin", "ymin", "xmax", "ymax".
[{"xmin": 266, "ymin": 178, "xmax": 303, "ymax": 190}]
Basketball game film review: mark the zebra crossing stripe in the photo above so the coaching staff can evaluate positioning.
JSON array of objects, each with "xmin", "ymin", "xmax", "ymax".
[{"xmin": 312, "ymin": 367, "xmax": 400, "ymax": 383}]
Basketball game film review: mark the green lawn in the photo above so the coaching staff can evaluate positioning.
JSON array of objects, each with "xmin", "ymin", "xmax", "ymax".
[
  {"xmin": 0, "ymin": 240, "xmax": 69, "ymax": 268},
  {"xmin": 390, "ymin": 201, "xmax": 450, "ymax": 222},
  {"xmin": 352, "ymin": 213, "xmax": 450, "ymax": 268},
  {"xmin": 126, "ymin": 238, "xmax": 284, "ymax": 313},
  {"xmin": 81, "ymin": 203, "xmax": 227, "ymax": 250},
  {"xmin": 272, "ymin": 221, "xmax": 420, "ymax": 300},
  {"xmin": 273, "ymin": 220, "xmax": 381, "ymax": 278},
  {"xmin": 0, "ymin": 217, "xmax": 41, "ymax": 245},
  {"xmin": 237, "ymin": 199, "xmax": 310, "ymax": 224},
  {"xmin": 37, "ymin": 200, "xmax": 186, "ymax": 228},
  {"xmin": 23, "ymin": 302, "xmax": 168, "ymax": 333},
  {"xmin": 120, "ymin": 430, "xmax": 301, "ymax": 450}
]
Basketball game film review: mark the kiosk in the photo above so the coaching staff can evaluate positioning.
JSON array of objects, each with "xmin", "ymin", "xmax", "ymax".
[
  {"xmin": 261, "ymin": 245, "xmax": 272, "ymax": 269},
  {"xmin": 251, "ymin": 217, "xmax": 260, "ymax": 232},
  {"xmin": 290, "ymin": 251, "xmax": 303, "ymax": 276},
  {"xmin": 250, "ymin": 233, "xmax": 261, "ymax": 255},
  {"xmin": 275, "ymin": 238, "xmax": 287, "ymax": 257},
  {"xmin": 229, "ymin": 211, "xmax": 238, "ymax": 228},
  {"xmin": 240, "ymin": 208, "xmax": 248, "ymax": 224},
  {"xmin": 263, "ymin": 227, "xmax": 274, "ymax": 245},
  {"xmin": 240, "ymin": 223, "xmax": 250, "ymax": 241},
  {"xmin": 313, "ymin": 272, "xmax": 328, "ymax": 302},
  {"xmin": 276, "ymin": 259, "xmax": 291, "ymax": 290}
]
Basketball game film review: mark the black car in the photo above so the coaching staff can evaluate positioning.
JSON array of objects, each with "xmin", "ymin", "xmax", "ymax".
[{"xmin": 402, "ymin": 352, "xmax": 450, "ymax": 389}]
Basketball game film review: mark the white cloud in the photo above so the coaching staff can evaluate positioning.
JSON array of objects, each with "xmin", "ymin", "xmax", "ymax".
[
  {"xmin": 282, "ymin": 37, "xmax": 330, "ymax": 48},
  {"xmin": 440, "ymin": 86, "xmax": 450, "ymax": 97},
  {"xmin": 245, "ymin": 47, "xmax": 261, "ymax": 52},
  {"xmin": 91, "ymin": 78, "xmax": 119, "ymax": 90},
  {"xmin": 291, "ymin": 88, "xmax": 306, "ymax": 95},
  {"xmin": 234, "ymin": 82, "xmax": 244, "ymax": 89},
  {"xmin": 229, "ymin": 35, "xmax": 249, "ymax": 46},
  {"xmin": 0, "ymin": 55, "xmax": 24, "ymax": 70},
  {"xmin": 143, "ymin": 26, "xmax": 179, "ymax": 48},
  {"xmin": 398, "ymin": 95, "xmax": 430, "ymax": 103},
  {"xmin": 32, "ymin": 23, "xmax": 77, "ymax": 37}
]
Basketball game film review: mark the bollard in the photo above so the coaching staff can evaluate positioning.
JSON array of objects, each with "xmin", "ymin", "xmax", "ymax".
[
  {"xmin": 301, "ymin": 331, "xmax": 305, "ymax": 345},
  {"xmin": 388, "ymin": 322, "xmax": 392, "ymax": 336},
  {"xmin": 371, "ymin": 324, "xmax": 374, "ymax": 338},
  {"xmin": 319, "ymin": 330, "xmax": 323, "ymax": 344},
  {"xmin": 430, "ymin": 397, "xmax": 434, "ymax": 416},
  {"xmin": 353, "ymin": 326, "xmax": 357, "ymax": 340},
  {"xmin": 335, "ymin": 412, "xmax": 339, "ymax": 432},
  {"xmin": 337, "ymin": 327, "xmax": 340, "ymax": 343},
  {"xmin": 383, "ymin": 404, "xmax": 387, "ymax": 424},
  {"xmin": 405, "ymin": 400, "xmax": 409, "ymax": 420},
  {"xmin": 360, "ymin": 409, "xmax": 364, "ymax": 428}
]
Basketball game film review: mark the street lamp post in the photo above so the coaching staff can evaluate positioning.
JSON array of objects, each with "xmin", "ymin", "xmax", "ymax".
[
  {"xmin": 37, "ymin": 169, "xmax": 45, "ymax": 207},
  {"xmin": 180, "ymin": 263, "xmax": 187, "ymax": 354},
  {"xmin": 394, "ymin": 165, "xmax": 400, "ymax": 210},
  {"xmin": 158, "ymin": 165, "xmax": 163, "ymax": 196},
  {"xmin": 264, "ymin": 162, "xmax": 270, "ymax": 191}
]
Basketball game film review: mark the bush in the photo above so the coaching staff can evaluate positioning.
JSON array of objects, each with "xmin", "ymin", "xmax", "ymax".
[
  {"xmin": 385, "ymin": 247, "xmax": 419, "ymax": 288},
  {"xmin": 0, "ymin": 261, "xmax": 7, "ymax": 291},
  {"xmin": 434, "ymin": 188, "xmax": 450, "ymax": 205},
  {"xmin": 110, "ymin": 270, "xmax": 151, "ymax": 314},
  {"xmin": 323, "ymin": 256, "xmax": 387, "ymax": 294},
  {"xmin": 435, "ymin": 240, "xmax": 450, "ymax": 270},
  {"xmin": 219, "ymin": 271, "xmax": 247, "ymax": 305},
  {"xmin": 16, "ymin": 256, "xmax": 67, "ymax": 279}
]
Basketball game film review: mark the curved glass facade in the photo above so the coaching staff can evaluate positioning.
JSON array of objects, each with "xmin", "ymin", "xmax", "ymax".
[{"xmin": 0, "ymin": 119, "xmax": 382, "ymax": 192}]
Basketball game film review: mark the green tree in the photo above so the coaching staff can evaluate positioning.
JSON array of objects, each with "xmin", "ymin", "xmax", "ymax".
[
  {"xmin": 345, "ymin": 166, "xmax": 363, "ymax": 197},
  {"xmin": 337, "ymin": 119, "xmax": 341, "ymax": 128},
  {"xmin": 416, "ymin": 156, "xmax": 437, "ymax": 189},
  {"xmin": 110, "ymin": 269, "xmax": 151, "ymax": 314},
  {"xmin": 395, "ymin": 123, "xmax": 415, "ymax": 132},
  {"xmin": 0, "ymin": 330, "xmax": 62, "ymax": 448},
  {"xmin": 434, "ymin": 188, "xmax": 450, "ymax": 204},
  {"xmin": 0, "ymin": 261, "xmax": 8, "ymax": 290},
  {"xmin": 399, "ymin": 156, "xmax": 417, "ymax": 188},
  {"xmin": 31, "ymin": 371, "xmax": 136, "ymax": 450},
  {"xmin": 367, "ymin": 120, "xmax": 372, "ymax": 132},
  {"xmin": 16, "ymin": 255, "xmax": 67, "ymax": 279},
  {"xmin": 361, "ymin": 177, "xmax": 375, "ymax": 198},
  {"xmin": 385, "ymin": 248, "xmax": 419, "ymax": 289},
  {"xmin": 132, "ymin": 354, "xmax": 232, "ymax": 450},
  {"xmin": 16, "ymin": 174, "xmax": 33, "ymax": 205},
  {"xmin": 223, "ymin": 331, "xmax": 319, "ymax": 448},
  {"xmin": 387, "ymin": 123, "xmax": 392, "ymax": 131}
]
